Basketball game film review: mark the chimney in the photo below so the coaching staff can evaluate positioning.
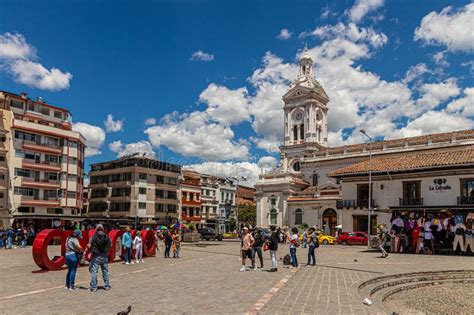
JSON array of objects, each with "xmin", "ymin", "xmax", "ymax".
[
  {"xmin": 37, "ymin": 96, "xmax": 43, "ymax": 103},
  {"xmin": 20, "ymin": 92, "xmax": 27, "ymax": 99}
]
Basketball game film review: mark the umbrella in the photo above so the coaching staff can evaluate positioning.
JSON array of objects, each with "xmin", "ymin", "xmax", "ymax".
[{"xmin": 158, "ymin": 225, "xmax": 168, "ymax": 230}]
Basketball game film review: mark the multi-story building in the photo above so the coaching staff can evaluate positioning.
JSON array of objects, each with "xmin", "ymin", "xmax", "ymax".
[
  {"xmin": 217, "ymin": 177, "xmax": 236, "ymax": 233},
  {"xmin": 256, "ymin": 52, "xmax": 474, "ymax": 236},
  {"xmin": 0, "ymin": 91, "xmax": 86, "ymax": 229},
  {"xmin": 87, "ymin": 156, "xmax": 181, "ymax": 226},
  {"xmin": 236, "ymin": 185, "xmax": 256, "ymax": 206},
  {"xmin": 200, "ymin": 173, "xmax": 219, "ymax": 229},
  {"xmin": 180, "ymin": 169, "xmax": 202, "ymax": 226}
]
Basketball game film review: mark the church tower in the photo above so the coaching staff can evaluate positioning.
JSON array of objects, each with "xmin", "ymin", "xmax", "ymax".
[{"xmin": 280, "ymin": 51, "xmax": 329, "ymax": 173}]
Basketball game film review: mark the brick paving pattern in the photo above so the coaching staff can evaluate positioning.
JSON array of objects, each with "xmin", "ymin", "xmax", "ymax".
[{"xmin": 0, "ymin": 242, "xmax": 473, "ymax": 314}]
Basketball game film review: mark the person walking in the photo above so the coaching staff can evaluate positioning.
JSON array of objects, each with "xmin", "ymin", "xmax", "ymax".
[
  {"xmin": 164, "ymin": 230, "xmax": 172, "ymax": 258},
  {"xmin": 252, "ymin": 228, "xmax": 264, "ymax": 269},
  {"xmin": 377, "ymin": 225, "xmax": 389, "ymax": 258},
  {"xmin": 289, "ymin": 227, "xmax": 299, "ymax": 268},
  {"xmin": 122, "ymin": 226, "xmax": 133, "ymax": 264},
  {"xmin": 65, "ymin": 230, "xmax": 83, "ymax": 290},
  {"xmin": 88, "ymin": 224, "xmax": 112, "ymax": 292},
  {"xmin": 307, "ymin": 227, "xmax": 318, "ymax": 266},
  {"xmin": 133, "ymin": 232, "xmax": 144, "ymax": 263},
  {"xmin": 240, "ymin": 227, "xmax": 255, "ymax": 272},
  {"xmin": 268, "ymin": 225, "xmax": 279, "ymax": 272}
]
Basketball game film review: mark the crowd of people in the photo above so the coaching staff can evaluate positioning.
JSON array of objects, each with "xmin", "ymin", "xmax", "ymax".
[
  {"xmin": 239, "ymin": 226, "xmax": 320, "ymax": 272},
  {"xmin": 376, "ymin": 211, "xmax": 474, "ymax": 256},
  {"xmin": 0, "ymin": 226, "xmax": 35, "ymax": 249},
  {"xmin": 62, "ymin": 225, "xmax": 184, "ymax": 292}
]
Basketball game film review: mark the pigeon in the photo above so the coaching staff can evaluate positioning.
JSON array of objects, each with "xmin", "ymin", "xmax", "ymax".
[
  {"xmin": 117, "ymin": 305, "xmax": 132, "ymax": 315},
  {"xmin": 354, "ymin": 259, "xmax": 358, "ymax": 262}
]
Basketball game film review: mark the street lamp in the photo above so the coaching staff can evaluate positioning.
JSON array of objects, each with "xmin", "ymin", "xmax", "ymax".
[{"xmin": 360, "ymin": 129, "xmax": 373, "ymax": 249}]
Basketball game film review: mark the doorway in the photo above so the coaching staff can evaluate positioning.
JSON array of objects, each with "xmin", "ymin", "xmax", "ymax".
[{"xmin": 322, "ymin": 208, "xmax": 337, "ymax": 236}]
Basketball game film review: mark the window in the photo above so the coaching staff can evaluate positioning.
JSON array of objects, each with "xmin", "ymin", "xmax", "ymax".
[
  {"xmin": 45, "ymin": 172, "xmax": 58, "ymax": 181},
  {"xmin": 67, "ymin": 191, "xmax": 76, "ymax": 198},
  {"xmin": 139, "ymin": 187, "xmax": 147, "ymax": 194},
  {"xmin": 47, "ymin": 208, "xmax": 63, "ymax": 214},
  {"xmin": 68, "ymin": 141, "xmax": 78, "ymax": 148},
  {"xmin": 0, "ymin": 192, "xmax": 4, "ymax": 198},
  {"xmin": 91, "ymin": 188, "xmax": 108, "ymax": 198},
  {"xmin": 41, "ymin": 107, "xmax": 50, "ymax": 115},
  {"xmin": 18, "ymin": 207, "xmax": 34, "ymax": 213},
  {"xmin": 292, "ymin": 161, "xmax": 300, "ymax": 172},
  {"xmin": 295, "ymin": 209, "xmax": 303, "ymax": 225},
  {"xmin": 0, "ymin": 135, "xmax": 5, "ymax": 142},
  {"xmin": 300, "ymin": 124, "xmax": 304, "ymax": 140},
  {"xmin": 138, "ymin": 202, "xmax": 146, "ymax": 209},
  {"xmin": 312, "ymin": 173, "xmax": 318, "ymax": 187},
  {"xmin": 156, "ymin": 175, "xmax": 164, "ymax": 184},
  {"xmin": 357, "ymin": 184, "xmax": 372, "ymax": 207},
  {"xmin": 293, "ymin": 125, "xmax": 298, "ymax": 141},
  {"xmin": 109, "ymin": 202, "xmax": 130, "ymax": 212},
  {"xmin": 165, "ymin": 177, "xmax": 177, "ymax": 185},
  {"xmin": 155, "ymin": 203, "xmax": 164, "ymax": 212},
  {"xmin": 168, "ymin": 191, "xmax": 177, "ymax": 199},
  {"xmin": 68, "ymin": 174, "xmax": 77, "ymax": 182},
  {"xmin": 111, "ymin": 187, "xmax": 131, "ymax": 197},
  {"xmin": 270, "ymin": 198, "xmax": 276, "ymax": 207},
  {"xmin": 270, "ymin": 209, "xmax": 277, "ymax": 225},
  {"xmin": 54, "ymin": 111, "xmax": 62, "ymax": 119},
  {"xmin": 156, "ymin": 189, "xmax": 164, "ymax": 198},
  {"xmin": 0, "ymin": 155, "xmax": 5, "ymax": 162},
  {"xmin": 15, "ymin": 168, "xmax": 32, "ymax": 178},
  {"xmin": 14, "ymin": 131, "xmax": 36, "ymax": 142},
  {"xmin": 11, "ymin": 100, "xmax": 24, "ymax": 109},
  {"xmin": 139, "ymin": 173, "xmax": 147, "ymax": 180},
  {"xmin": 89, "ymin": 202, "xmax": 108, "ymax": 212},
  {"xmin": 460, "ymin": 178, "xmax": 474, "ymax": 204},
  {"xmin": 14, "ymin": 187, "xmax": 37, "ymax": 197},
  {"xmin": 168, "ymin": 204, "xmax": 177, "ymax": 212},
  {"xmin": 45, "ymin": 155, "xmax": 59, "ymax": 164},
  {"xmin": 0, "ymin": 174, "xmax": 4, "ymax": 180},
  {"xmin": 402, "ymin": 181, "xmax": 421, "ymax": 205}
]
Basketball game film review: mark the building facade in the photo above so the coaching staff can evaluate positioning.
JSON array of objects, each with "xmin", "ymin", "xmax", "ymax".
[
  {"xmin": 200, "ymin": 173, "xmax": 219, "ymax": 229},
  {"xmin": 180, "ymin": 169, "xmax": 202, "ymax": 226},
  {"xmin": 256, "ymin": 53, "xmax": 474, "ymax": 235},
  {"xmin": 87, "ymin": 156, "xmax": 181, "ymax": 226},
  {"xmin": 236, "ymin": 185, "xmax": 256, "ymax": 206},
  {"xmin": 0, "ymin": 91, "xmax": 86, "ymax": 230},
  {"xmin": 217, "ymin": 177, "xmax": 236, "ymax": 233}
]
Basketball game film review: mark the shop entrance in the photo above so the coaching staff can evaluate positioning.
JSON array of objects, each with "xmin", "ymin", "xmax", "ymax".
[
  {"xmin": 353, "ymin": 215, "xmax": 377, "ymax": 235},
  {"xmin": 322, "ymin": 208, "xmax": 337, "ymax": 236}
]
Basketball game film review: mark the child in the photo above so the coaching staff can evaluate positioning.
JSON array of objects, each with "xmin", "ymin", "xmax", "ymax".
[{"xmin": 133, "ymin": 232, "xmax": 144, "ymax": 263}]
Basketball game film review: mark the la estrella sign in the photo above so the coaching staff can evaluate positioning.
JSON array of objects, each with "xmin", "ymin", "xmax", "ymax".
[{"xmin": 429, "ymin": 178, "xmax": 451, "ymax": 191}]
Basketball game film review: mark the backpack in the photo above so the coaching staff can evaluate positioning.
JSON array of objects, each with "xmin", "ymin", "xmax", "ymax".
[
  {"xmin": 91, "ymin": 232, "xmax": 111, "ymax": 255},
  {"xmin": 283, "ymin": 254, "xmax": 291, "ymax": 265}
]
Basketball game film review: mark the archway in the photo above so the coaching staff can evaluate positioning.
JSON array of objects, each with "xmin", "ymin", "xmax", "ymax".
[
  {"xmin": 270, "ymin": 209, "xmax": 277, "ymax": 226},
  {"xmin": 322, "ymin": 208, "xmax": 337, "ymax": 236}
]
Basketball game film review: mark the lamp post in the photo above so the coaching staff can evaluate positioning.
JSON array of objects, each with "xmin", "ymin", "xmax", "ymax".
[{"xmin": 360, "ymin": 129, "xmax": 373, "ymax": 249}]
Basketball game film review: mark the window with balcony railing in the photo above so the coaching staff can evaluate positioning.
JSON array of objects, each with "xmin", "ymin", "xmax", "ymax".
[{"xmin": 401, "ymin": 181, "xmax": 422, "ymax": 206}]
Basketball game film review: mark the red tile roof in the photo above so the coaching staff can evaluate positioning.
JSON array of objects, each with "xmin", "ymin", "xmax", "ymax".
[{"xmin": 329, "ymin": 149, "xmax": 474, "ymax": 177}]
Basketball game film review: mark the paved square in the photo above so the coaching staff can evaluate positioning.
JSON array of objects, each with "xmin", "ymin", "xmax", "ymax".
[{"xmin": 0, "ymin": 242, "xmax": 473, "ymax": 314}]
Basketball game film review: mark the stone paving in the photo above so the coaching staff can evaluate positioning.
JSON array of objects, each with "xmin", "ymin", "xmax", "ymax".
[{"xmin": 0, "ymin": 241, "xmax": 473, "ymax": 314}]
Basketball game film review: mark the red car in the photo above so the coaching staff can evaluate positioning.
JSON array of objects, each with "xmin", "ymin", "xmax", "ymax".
[{"xmin": 337, "ymin": 231, "xmax": 368, "ymax": 245}]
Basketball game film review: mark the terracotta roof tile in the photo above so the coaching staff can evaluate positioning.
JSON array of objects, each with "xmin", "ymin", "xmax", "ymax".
[{"xmin": 329, "ymin": 149, "xmax": 474, "ymax": 177}]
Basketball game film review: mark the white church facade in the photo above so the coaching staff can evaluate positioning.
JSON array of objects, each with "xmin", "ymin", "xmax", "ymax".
[{"xmin": 255, "ymin": 53, "xmax": 474, "ymax": 236}]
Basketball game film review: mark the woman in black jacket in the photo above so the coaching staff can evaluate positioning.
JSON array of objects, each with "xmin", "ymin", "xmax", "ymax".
[{"xmin": 268, "ymin": 226, "xmax": 279, "ymax": 272}]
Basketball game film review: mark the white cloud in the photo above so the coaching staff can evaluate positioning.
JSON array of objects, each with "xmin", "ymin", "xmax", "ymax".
[
  {"xmin": 104, "ymin": 114, "xmax": 124, "ymax": 132},
  {"xmin": 190, "ymin": 50, "xmax": 214, "ymax": 62},
  {"xmin": 402, "ymin": 63, "xmax": 431, "ymax": 85},
  {"xmin": 257, "ymin": 156, "xmax": 277, "ymax": 170},
  {"xmin": 250, "ymin": 136, "xmax": 281, "ymax": 153},
  {"xmin": 144, "ymin": 117, "xmax": 157, "ymax": 126},
  {"xmin": 199, "ymin": 83, "xmax": 250, "ymax": 125},
  {"xmin": 416, "ymin": 78, "xmax": 460, "ymax": 111},
  {"xmin": 414, "ymin": 3, "xmax": 474, "ymax": 52},
  {"xmin": 145, "ymin": 111, "xmax": 249, "ymax": 161},
  {"xmin": 446, "ymin": 87, "xmax": 474, "ymax": 117},
  {"xmin": 432, "ymin": 51, "xmax": 449, "ymax": 67},
  {"xmin": 0, "ymin": 32, "xmax": 72, "ymax": 91},
  {"xmin": 0, "ymin": 33, "xmax": 36, "ymax": 60},
  {"xmin": 109, "ymin": 140, "xmax": 155, "ymax": 158},
  {"xmin": 276, "ymin": 28, "xmax": 292, "ymax": 40},
  {"xmin": 72, "ymin": 122, "xmax": 106, "ymax": 157},
  {"xmin": 347, "ymin": 0, "xmax": 385, "ymax": 23},
  {"xmin": 311, "ymin": 22, "xmax": 388, "ymax": 48}
]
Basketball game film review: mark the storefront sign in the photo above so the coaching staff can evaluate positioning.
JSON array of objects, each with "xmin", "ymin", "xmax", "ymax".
[
  {"xmin": 429, "ymin": 178, "xmax": 451, "ymax": 191},
  {"xmin": 32, "ymin": 229, "xmax": 156, "ymax": 271}
]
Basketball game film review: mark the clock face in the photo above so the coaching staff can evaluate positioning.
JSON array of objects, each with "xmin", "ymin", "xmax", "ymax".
[{"xmin": 294, "ymin": 112, "xmax": 303, "ymax": 121}]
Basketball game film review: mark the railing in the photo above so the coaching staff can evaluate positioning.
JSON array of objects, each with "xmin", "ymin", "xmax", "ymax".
[
  {"xmin": 357, "ymin": 199, "xmax": 376, "ymax": 208},
  {"xmin": 336, "ymin": 200, "xmax": 356, "ymax": 208},
  {"xmin": 457, "ymin": 196, "xmax": 474, "ymax": 205},
  {"xmin": 399, "ymin": 198, "xmax": 424, "ymax": 206}
]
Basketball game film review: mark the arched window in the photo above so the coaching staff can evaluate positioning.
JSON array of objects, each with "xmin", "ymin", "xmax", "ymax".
[
  {"xmin": 295, "ymin": 209, "xmax": 303, "ymax": 225},
  {"xmin": 300, "ymin": 124, "xmax": 304, "ymax": 140},
  {"xmin": 270, "ymin": 209, "xmax": 277, "ymax": 225},
  {"xmin": 292, "ymin": 161, "xmax": 300, "ymax": 172},
  {"xmin": 312, "ymin": 173, "xmax": 318, "ymax": 187},
  {"xmin": 293, "ymin": 125, "xmax": 298, "ymax": 141}
]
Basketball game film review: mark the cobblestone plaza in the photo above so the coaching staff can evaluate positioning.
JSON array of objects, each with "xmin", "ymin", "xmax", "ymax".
[{"xmin": 0, "ymin": 242, "xmax": 473, "ymax": 314}]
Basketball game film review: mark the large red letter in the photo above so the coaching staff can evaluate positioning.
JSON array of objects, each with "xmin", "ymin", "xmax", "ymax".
[
  {"xmin": 32, "ymin": 229, "xmax": 67, "ymax": 271},
  {"xmin": 142, "ymin": 230, "xmax": 156, "ymax": 257}
]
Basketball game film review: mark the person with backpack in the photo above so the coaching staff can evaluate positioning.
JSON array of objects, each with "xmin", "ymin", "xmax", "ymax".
[
  {"xmin": 252, "ymin": 228, "xmax": 264, "ymax": 269},
  {"xmin": 122, "ymin": 226, "xmax": 133, "ymax": 264},
  {"xmin": 268, "ymin": 225, "xmax": 279, "ymax": 272},
  {"xmin": 289, "ymin": 227, "xmax": 299, "ymax": 268},
  {"xmin": 307, "ymin": 227, "xmax": 318, "ymax": 266},
  {"xmin": 65, "ymin": 230, "xmax": 83, "ymax": 290},
  {"xmin": 88, "ymin": 224, "xmax": 112, "ymax": 292}
]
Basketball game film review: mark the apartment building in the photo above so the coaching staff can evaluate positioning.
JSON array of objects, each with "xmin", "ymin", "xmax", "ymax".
[
  {"xmin": 180, "ymin": 169, "xmax": 202, "ymax": 226},
  {"xmin": 87, "ymin": 156, "xmax": 181, "ymax": 226},
  {"xmin": 200, "ymin": 173, "xmax": 219, "ymax": 228},
  {"xmin": 217, "ymin": 177, "xmax": 236, "ymax": 233},
  {"xmin": 0, "ymin": 91, "xmax": 86, "ymax": 229},
  {"xmin": 236, "ymin": 185, "xmax": 256, "ymax": 206}
]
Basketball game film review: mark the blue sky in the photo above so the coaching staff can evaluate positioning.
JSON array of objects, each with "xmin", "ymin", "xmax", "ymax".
[{"xmin": 0, "ymin": 0, "xmax": 473, "ymax": 184}]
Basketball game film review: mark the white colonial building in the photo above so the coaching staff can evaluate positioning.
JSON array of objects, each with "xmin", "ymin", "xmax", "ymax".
[{"xmin": 256, "ymin": 53, "xmax": 474, "ymax": 235}]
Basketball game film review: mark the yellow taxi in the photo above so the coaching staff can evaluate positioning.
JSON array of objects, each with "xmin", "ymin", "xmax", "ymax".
[{"xmin": 316, "ymin": 232, "xmax": 336, "ymax": 245}]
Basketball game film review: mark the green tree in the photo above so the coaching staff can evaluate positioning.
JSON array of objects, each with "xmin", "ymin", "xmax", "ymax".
[{"xmin": 233, "ymin": 204, "xmax": 256, "ymax": 227}]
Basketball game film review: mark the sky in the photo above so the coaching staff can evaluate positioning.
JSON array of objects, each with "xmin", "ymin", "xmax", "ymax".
[{"xmin": 0, "ymin": 0, "xmax": 473, "ymax": 185}]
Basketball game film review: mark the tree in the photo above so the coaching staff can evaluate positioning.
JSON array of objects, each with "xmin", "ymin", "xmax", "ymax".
[{"xmin": 231, "ymin": 204, "xmax": 256, "ymax": 228}]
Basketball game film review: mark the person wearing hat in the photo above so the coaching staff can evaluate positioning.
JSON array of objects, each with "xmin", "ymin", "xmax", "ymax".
[
  {"xmin": 88, "ymin": 224, "xmax": 112, "ymax": 292},
  {"xmin": 240, "ymin": 227, "xmax": 255, "ymax": 272},
  {"xmin": 65, "ymin": 229, "xmax": 83, "ymax": 290}
]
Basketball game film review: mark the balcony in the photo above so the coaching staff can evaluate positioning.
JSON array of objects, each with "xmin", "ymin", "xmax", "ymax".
[
  {"xmin": 336, "ymin": 199, "xmax": 376, "ymax": 209},
  {"xmin": 22, "ymin": 160, "xmax": 61, "ymax": 172},
  {"xmin": 399, "ymin": 198, "xmax": 424, "ymax": 206},
  {"xmin": 457, "ymin": 196, "xmax": 474, "ymax": 205},
  {"xmin": 182, "ymin": 215, "xmax": 202, "ymax": 222},
  {"xmin": 21, "ymin": 178, "xmax": 61, "ymax": 189},
  {"xmin": 22, "ymin": 141, "xmax": 62, "ymax": 155},
  {"xmin": 20, "ymin": 197, "xmax": 60, "ymax": 207},
  {"xmin": 181, "ymin": 197, "xmax": 201, "ymax": 206}
]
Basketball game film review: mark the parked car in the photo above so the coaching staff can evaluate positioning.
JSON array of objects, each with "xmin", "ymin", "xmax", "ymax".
[
  {"xmin": 197, "ymin": 228, "xmax": 223, "ymax": 241},
  {"xmin": 337, "ymin": 231, "xmax": 368, "ymax": 245},
  {"xmin": 316, "ymin": 232, "xmax": 336, "ymax": 245}
]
